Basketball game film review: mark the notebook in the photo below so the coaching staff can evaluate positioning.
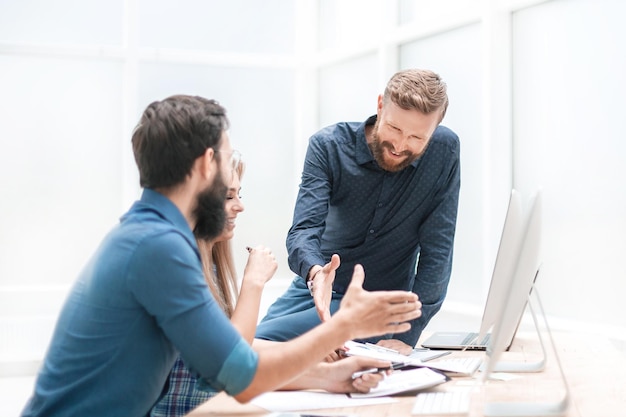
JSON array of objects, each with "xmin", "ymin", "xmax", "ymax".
[{"xmin": 349, "ymin": 367, "xmax": 448, "ymax": 398}]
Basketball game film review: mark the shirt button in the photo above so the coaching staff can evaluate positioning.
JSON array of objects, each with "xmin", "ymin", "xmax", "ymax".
[{"xmin": 369, "ymin": 229, "xmax": 375, "ymax": 234}]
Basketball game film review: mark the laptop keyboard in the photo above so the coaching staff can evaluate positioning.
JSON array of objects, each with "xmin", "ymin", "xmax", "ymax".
[
  {"xmin": 461, "ymin": 332, "xmax": 491, "ymax": 346},
  {"xmin": 412, "ymin": 391, "xmax": 471, "ymax": 415}
]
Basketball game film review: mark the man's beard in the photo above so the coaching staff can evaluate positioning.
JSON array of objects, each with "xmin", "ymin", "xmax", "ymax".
[
  {"xmin": 368, "ymin": 120, "xmax": 419, "ymax": 172},
  {"xmin": 193, "ymin": 171, "xmax": 228, "ymax": 241}
]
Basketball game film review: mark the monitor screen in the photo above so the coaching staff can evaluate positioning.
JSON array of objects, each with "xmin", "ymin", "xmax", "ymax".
[
  {"xmin": 482, "ymin": 190, "xmax": 543, "ymax": 380},
  {"xmin": 477, "ymin": 189, "xmax": 524, "ymax": 344}
]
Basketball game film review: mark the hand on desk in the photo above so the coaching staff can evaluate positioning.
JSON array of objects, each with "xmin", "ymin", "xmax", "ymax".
[{"xmin": 313, "ymin": 355, "xmax": 392, "ymax": 394}]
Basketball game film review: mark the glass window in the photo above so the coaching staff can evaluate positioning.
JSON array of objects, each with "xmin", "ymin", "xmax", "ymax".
[
  {"xmin": 0, "ymin": 0, "xmax": 123, "ymax": 46},
  {"xmin": 319, "ymin": 0, "xmax": 385, "ymax": 51},
  {"xmin": 398, "ymin": 0, "xmax": 480, "ymax": 26},
  {"xmin": 138, "ymin": 63, "xmax": 296, "ymax": 275},
  {"xmin": 400, "ymin": 23, "xmax": 484, "ymax": 304},
  {"xmin": 318, "ymin": 54, "xmax": 379, "ymax": 128},
  {"xmin": 139, "ymin": 0, "xmax": 295, "ymax": 54},
  {"xmin": 0, "ymin": 56, "xmax": 124, "ymax": 286},
  {"xmin": 512, "ymin": 0, "xmax": 626, "ymax": 327}
]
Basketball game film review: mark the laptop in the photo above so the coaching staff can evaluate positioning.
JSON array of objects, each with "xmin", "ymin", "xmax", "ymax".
[
  {"xmin": 421, "ymin": 190, "xmax": 524, "ymax": 351},
  {"xmin": 421, "ymin": 331, "xmax": 492, "ymax": 351}
]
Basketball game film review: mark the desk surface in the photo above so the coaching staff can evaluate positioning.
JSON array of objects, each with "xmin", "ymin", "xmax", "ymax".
[{"xmin": 186, "ymin": 332, "xmax": 626, "ymax": 417}]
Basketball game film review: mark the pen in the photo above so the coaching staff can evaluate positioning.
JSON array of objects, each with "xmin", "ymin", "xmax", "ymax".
[
  {"xmin": 245, "ymin": 246, "xmax": 252, "ymax": 253},
  {"xmin": 351, "ymin": 362, "xmax": 407, "ymax": 379}
]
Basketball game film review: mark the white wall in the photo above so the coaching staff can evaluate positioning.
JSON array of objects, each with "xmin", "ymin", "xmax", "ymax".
[{"xmin": 1, "ymin": 0, "xmax": 625, "ymax": 381}]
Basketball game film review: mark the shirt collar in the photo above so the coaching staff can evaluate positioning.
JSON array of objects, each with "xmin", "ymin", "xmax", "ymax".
[
  {"xmin": 355, "ymin": 115, "xmax": 378, "ymax": 166},
  {"xmin": 134, "ymin": 188, "xmax": 196, "ymax": 244}
]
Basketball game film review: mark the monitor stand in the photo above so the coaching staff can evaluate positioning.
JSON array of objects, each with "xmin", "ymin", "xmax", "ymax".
[
  {"xmin": 488, "ymin": 285, "xmax": 545, "ymax": 373},
  {"xmin": 483, "ymin": 286, "xmax": 571, "ymax": 417}
]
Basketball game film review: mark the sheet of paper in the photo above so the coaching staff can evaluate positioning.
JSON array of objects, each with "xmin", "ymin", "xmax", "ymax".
[
  {"xmin": 250, "ymin": 390, "xmax": 397, "ymax": 412},
  {"xmin": 409, "ymin": 349, "xmax": 452, "ymax": 362},
  {"xmin": 342, "ymin": 340, "xmax": 423, "ymax": 365},
  {"xmin": 349, "ymin": 367, "xmax": 447, "ymax": 399}
]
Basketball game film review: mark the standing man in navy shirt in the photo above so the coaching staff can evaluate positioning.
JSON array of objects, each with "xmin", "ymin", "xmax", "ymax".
[{"xmin": 256, "ymin": 69, "xmax": 461, "ymax": 353}]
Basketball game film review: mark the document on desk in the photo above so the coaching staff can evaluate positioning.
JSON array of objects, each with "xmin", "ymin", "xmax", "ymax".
[
  {"xmin": 349, "ymin": 367, "xmax": 448, "ymax": 399},
  {"xmin": 250, "ymin": 391, "xmax": 397, "ymax": 412},
  {"xmin": 342, "ymin": 340, "xmax": 422, "ymax": 363},
  {"xmin": 342, "ymin": 340, "xmax": 449, "ymax": 364}
]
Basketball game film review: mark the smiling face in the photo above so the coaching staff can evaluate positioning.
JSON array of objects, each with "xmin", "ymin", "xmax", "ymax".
[
  {"xmin": 367, "ymin": 95, "xmax": 442, "ymax": 172},
  {"xmin": 213, "ymin": 168, "xmax": 244, "ymax": 243}
]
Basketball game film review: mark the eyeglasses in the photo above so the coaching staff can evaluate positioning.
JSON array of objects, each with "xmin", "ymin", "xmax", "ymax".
[{"xmin": 216, "ymin": 149, "xmax": 242, "ymax": 176}]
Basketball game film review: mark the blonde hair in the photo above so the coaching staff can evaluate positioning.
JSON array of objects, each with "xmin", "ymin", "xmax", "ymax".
[
  {"xmin": 384, "ymin": 69, "xmax": 449, "ymax": 122},
  {"xmin": 198, "ymin": 162, "xmax": 245, "ymax": 317}
]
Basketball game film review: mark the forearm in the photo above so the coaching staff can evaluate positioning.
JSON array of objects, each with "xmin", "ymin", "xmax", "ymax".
[
  {"xmin": 235, "ymin": 313, "xmax": 353, "ymax": 402},
  {"xmin": 236, "ymin": 265, "xmax": 421, "ymax": 402},
  {"xmin": 251, "ymin": 338, "xmax": 335, "ymax": 390},
  {"xmin": 230, "ymin": 280, "xmax": 264, "ymax": 343},
  {"xmin": 287, "ymin": 229, "xmax": 326, "ymax": 280},
  {"xmin": 275, "ymin": 361, "xmax": 333, "ymax": 391}
]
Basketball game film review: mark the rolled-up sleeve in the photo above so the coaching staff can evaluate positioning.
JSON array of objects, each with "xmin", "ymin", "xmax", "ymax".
[{"xmin": 127, "ymin": 231, "xmax": 258, "ymax": 395}]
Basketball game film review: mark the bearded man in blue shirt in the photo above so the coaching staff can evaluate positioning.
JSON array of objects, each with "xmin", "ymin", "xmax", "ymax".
[
  {"xmin": 256, "ymin": 69, "xmax": 461, "ymax": 354},
  {"xmin": 21, "ymin": 95, "xmax": 422, "ymax": 417}
]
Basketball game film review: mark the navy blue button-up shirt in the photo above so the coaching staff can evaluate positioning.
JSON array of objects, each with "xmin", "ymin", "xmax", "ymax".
[{"xmin": 287, "ymin": 115, "xmax": 460, "ymax": 345}]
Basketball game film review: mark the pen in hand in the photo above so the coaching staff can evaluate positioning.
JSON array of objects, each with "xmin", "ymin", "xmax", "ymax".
[
  {"xmin": 351, "ymin": 362, "xmax": 407, "ymax": 379},
  {"xmin": 245, "ymin": 246, "xmax": 252, "ymax": 253}
]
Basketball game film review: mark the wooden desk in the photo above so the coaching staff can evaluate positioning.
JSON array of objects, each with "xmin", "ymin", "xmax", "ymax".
[{"xmin": 186, "ymin": 332, "xmax": 626, "ymax": 417}]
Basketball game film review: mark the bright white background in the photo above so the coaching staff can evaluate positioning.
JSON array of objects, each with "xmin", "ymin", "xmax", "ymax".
[{"xmin": 1, "ymin": 0, "xmax": 625, "ymax": 414}]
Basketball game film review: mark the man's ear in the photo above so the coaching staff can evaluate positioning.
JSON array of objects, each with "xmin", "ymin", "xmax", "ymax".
[
  {"xmin": 376, "ymin": 94, "xmax": 384, "ymax": 117},
  {"xmin": 199, "ymin": 147, "xmax": 216, "ymax": 180}
]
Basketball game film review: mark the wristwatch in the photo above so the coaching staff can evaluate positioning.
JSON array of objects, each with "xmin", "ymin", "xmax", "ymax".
[
  {"xmin": 306, "ymin": 278, "xmax": 315, "ymax": 296},
  {"xmin": 306, "ymin": 270, "xmax": 319, "ymax": 296}
]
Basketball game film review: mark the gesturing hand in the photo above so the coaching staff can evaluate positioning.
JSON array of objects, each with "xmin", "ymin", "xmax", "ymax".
[
  {"xmin": 309, "ymin": 254, "xmax": 341, "ymax": 322},
  {"xmin": 336, "ymin": 264, "xmax": 422, "ymax": 341}
]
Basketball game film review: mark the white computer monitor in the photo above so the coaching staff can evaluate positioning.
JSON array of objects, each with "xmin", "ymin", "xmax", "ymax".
[
  {"xmin": 481, "ymin": 189, "xmax": 570, "ymax": 416},
  {"xmin": 421, "ymin": 189, "xmax": 525, "ymax": 351},
  {"xmin": 476, "ymin": 189, "xmax": 524, "ymax": 345},
  {"xmin": 482, "ymin": 190, "xmax": 543, "ymax": 379}
]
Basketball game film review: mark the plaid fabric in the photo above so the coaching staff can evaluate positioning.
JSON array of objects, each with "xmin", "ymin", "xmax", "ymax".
[{"xmin": 150, "ymin": 356, "xmax": 216, "ymax": 417}]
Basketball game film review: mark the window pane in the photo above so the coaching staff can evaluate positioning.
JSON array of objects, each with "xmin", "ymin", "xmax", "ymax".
[
  {"xmin": 0, "ymin": 56, "xmax": 124, "ymax": 286},
  {"xmin": 138, "ymin": 63, "xmax": 296, "ymax": 277},
  {"xmin": 318, "ymin": 54, "xmax": 379, "ymax": 127},
  {"xmin": 0, "ymin": 0, "xmax": 123, "ymax": 46},
  {"xmin": 319, "ymin": 0, "xmax": 384, "ymax": 51},
  {"xmin": 139, "ymin": 0, "xmax": 295, "ymax": 54},
  {"xmin": 512, "ymin": 0, "xmax": 626, "ymax": 327},
  {"xmin": 400, "ymin": 23, "xmax": 484, "ymax": 304},
  {"xmin": 398, "ymin": 0, "xmax": 480, "ymax": 26}
]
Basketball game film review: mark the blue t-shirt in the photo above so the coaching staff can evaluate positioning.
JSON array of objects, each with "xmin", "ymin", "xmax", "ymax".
[{"xmin": 21, "ymin": 189, "xmax": 258, "ymax": 417}]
